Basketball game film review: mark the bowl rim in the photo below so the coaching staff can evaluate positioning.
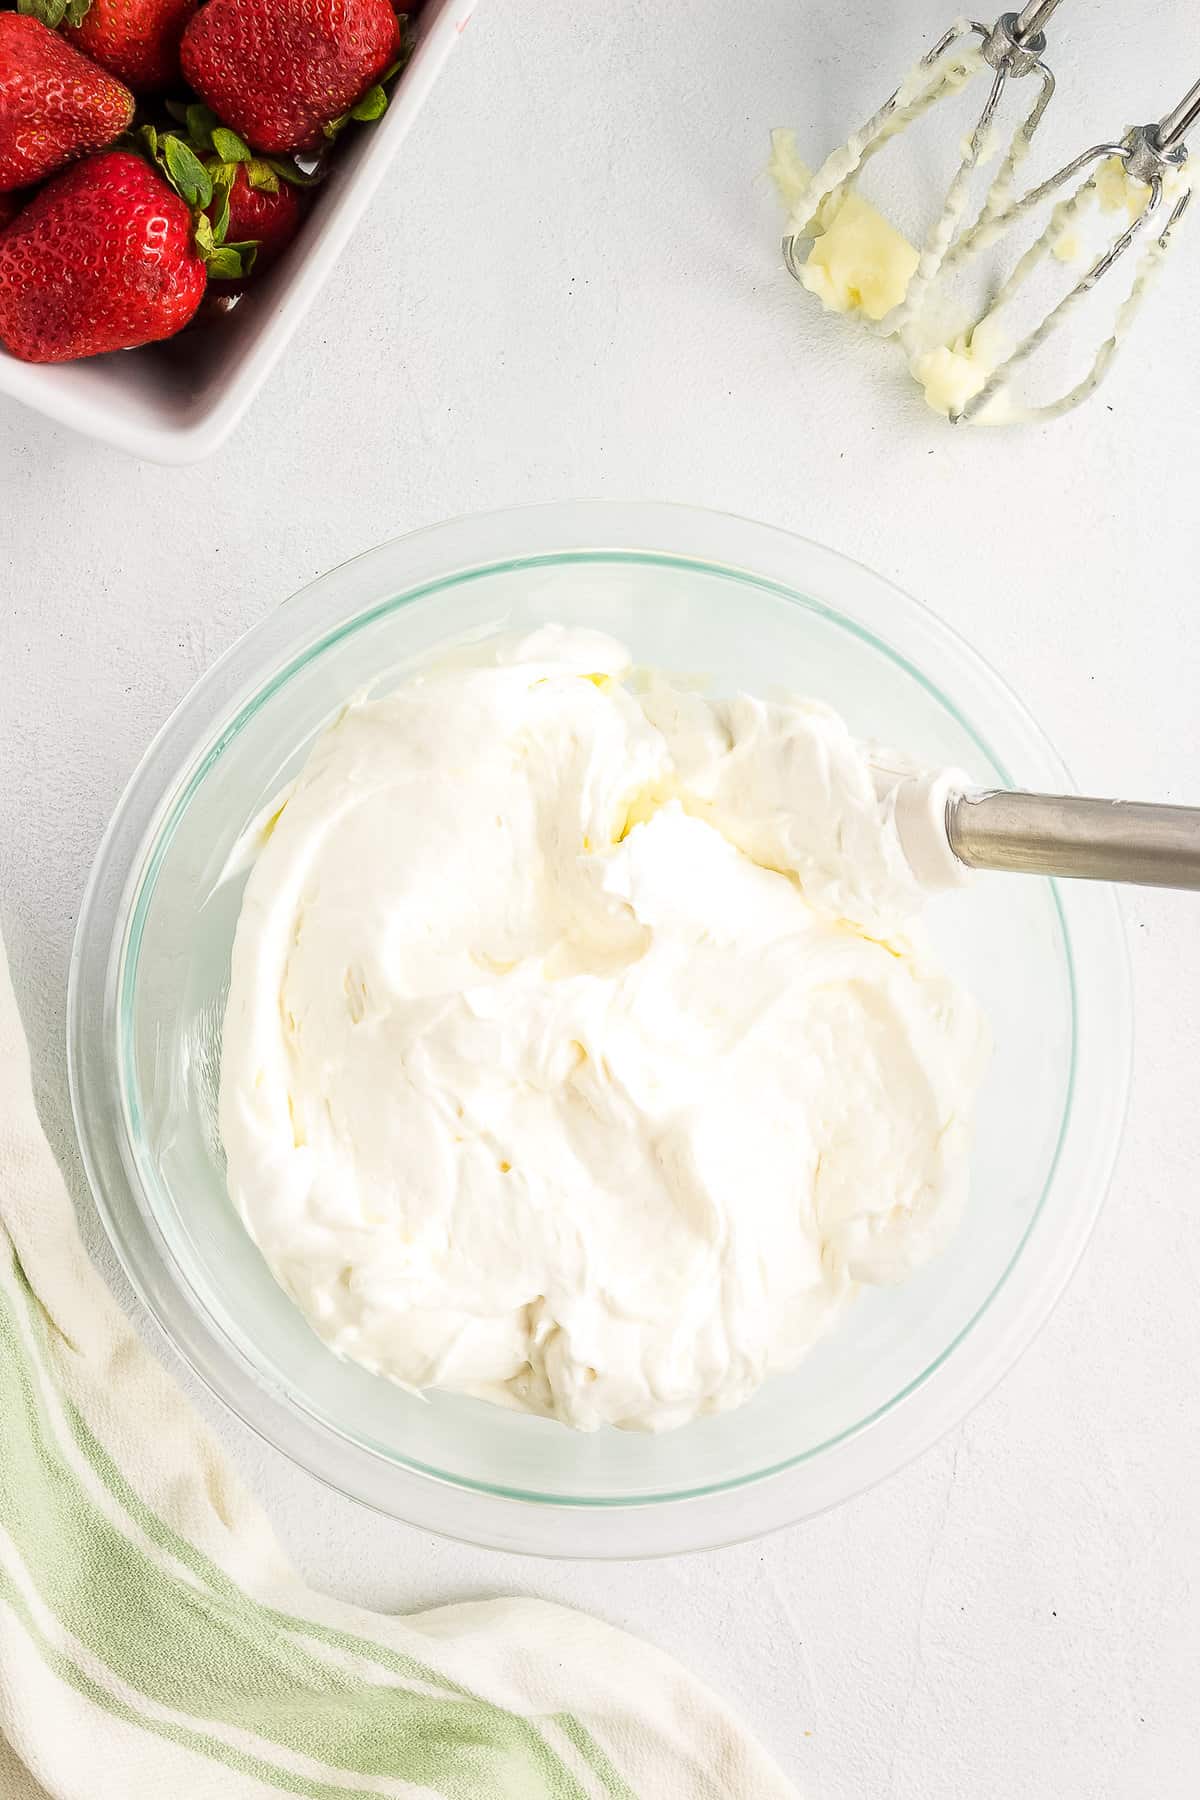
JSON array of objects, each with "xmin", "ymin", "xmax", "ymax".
[
  {"xmin": 117, "ymin": 546, "xmax": 1079, "ymax": 1502},
  {"xmin": 67, "ymin": 500, "xmax": 1133, "ymax": 1556}
]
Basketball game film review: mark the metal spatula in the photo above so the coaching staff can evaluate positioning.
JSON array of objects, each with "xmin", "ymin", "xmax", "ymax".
[{"xmin": 894, "ymin": 775, "xmax": 1200, "ymax": 891}]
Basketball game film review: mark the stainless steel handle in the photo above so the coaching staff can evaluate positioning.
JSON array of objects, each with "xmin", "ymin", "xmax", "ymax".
[
  {"xmin": 947, "ymin": 790, "xmax": 1200, "ymax": 889},
  {"xmin": 1012, "ymin": 0, "xmax": 1066, "ymax": 47},
  {"xmin": 1156, "ymin": 77, "xmax": 1200, "ymax": 154}
]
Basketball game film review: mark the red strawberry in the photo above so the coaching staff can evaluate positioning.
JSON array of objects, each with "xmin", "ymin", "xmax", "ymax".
[
  {"xmin": 0, "ymin": 149, "xmax": 207, "ymax": 361},
  {"xmin": 0, "ymin": 15, "xmax": 134, "ymax": 192},
  {"xmin": 64, "ymin": 0, "xmax": 200, "ymax": 95},
  {"xmin": 181, "ymin": 0, "xmax": 401, "ymax": 154},
  {"xmin": 149, "ymin": 119, "xmax": 310, "ymax": 288},
  {"xmin": 220, "ymin": 162, "xmax": 302, "ymax": 271}
]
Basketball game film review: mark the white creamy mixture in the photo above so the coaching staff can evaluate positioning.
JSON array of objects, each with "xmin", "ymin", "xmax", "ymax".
[{"xmin": 219, "ymin": 629, "xmax": 988, "ymax": 1433}]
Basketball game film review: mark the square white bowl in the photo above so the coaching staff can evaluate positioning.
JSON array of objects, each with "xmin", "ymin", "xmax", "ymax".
[{"xmin": 0, "ymin": 0, "xmax": 477, "ymax": 463}]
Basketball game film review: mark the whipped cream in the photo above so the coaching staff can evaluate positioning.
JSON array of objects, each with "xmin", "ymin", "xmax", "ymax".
[
  {"xmin": 219, "ymin": 628, "xmax": 988, "ymax": 1432},
  {"xmin": 769, "ymin": 128, "xmax": 919, "ymax": 323}
]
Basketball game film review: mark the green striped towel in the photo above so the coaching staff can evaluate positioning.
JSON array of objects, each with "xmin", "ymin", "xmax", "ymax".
[{"xmin": 0, "ymin": 939, "xmax": 797, "ymax": 1800}]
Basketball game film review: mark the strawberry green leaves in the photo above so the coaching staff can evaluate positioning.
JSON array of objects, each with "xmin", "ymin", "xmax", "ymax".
[
  {"xmin": 161, "ymin": 133, "xmax": 210, "ymax": 207},
  {"xmin": 208, "ymin": 175, "xmax": 231, "ymax": 241},
  {"xmin": 211, "ymin": 125, "xmax": 250, "ymax": 164},
  {"xmin": 135, "ymin": 124, "xmax": 256, "ymax": 278},
  {"xmin": 323, "ymin": 51, "xmax": 404, "ymax": 138},
  {"xmin": 138, "ymin": 123, "xmax": 209, "ymax": 207},
  {"xmin": 16, "ymin": 0, "xmax": 93, "ymax": 28},
  {"xmin": 192, "ymin": 207, "xmax": 256, "ymax": 279},
  {"xmin": 350, "ymin": 82, "xmax": 388, "ymax": 122},
  {"xmin": 163, "ymin": 99, "xmax": 319, "ymax": 191}
]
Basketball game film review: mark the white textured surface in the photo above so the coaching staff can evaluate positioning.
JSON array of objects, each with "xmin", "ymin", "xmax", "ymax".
[{"xmin": 1, "ymin": 1, "xmax": 1197, "ymax": 1794}]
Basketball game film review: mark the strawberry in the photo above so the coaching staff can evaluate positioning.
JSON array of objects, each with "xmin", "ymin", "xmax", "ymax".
[
  {"xmin": 0, "ymin": 149, "xmax": 207, "ymax": 361},
  {"xmin": 168, "ymin": 110, "xmax": 310, "ymax": 274},
  {"xmin": 218, "ymin": 161, "xmax": 302, "ymax": 271},
  {"xmin": 63, "ymin": 0, "xmax": 200, "ymax": 94},
  {"xmin": 180, "ymin": 0, "xmax": 402, "ymax": 154},
  {"xmin": 0, "ymin": 14, "xmax": 134, "ymax": 192}
]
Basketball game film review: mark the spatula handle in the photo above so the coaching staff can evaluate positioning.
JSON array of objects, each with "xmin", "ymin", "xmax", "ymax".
[{"xmin": 947, "ymin": 790, "xmax": 1200, "ymax": 889}]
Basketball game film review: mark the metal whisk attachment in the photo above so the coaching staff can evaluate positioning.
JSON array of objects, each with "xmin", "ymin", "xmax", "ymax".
[
  {"xmin": 781, "ymin": 1, "xmax": 1067, "ymax": 322},
  {"xmin": 937, "ymin": 78, "xmax": 1199, "ymax": 422}
]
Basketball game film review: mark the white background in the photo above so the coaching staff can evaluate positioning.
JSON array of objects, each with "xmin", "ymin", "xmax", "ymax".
[{"xmin": 2, "ymin": 2, "xmax": 1198, "ymax": 1794}]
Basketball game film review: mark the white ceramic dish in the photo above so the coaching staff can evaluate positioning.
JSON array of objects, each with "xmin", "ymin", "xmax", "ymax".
[
  {"xmin": 0, "ymin": 0, "xmax": 477, "ymax": 463},
  {"xmin": 68, "ymin": 502, "xmax": 1133, "ymax": 1557}
]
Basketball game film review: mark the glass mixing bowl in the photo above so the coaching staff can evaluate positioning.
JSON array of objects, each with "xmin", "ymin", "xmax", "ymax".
[{"xmin": 68, "ymin": 502, "xmax": 1131, "ymax": 1556}]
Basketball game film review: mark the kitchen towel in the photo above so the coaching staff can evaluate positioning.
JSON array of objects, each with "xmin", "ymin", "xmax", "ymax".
[{"xmin": 0, "ymin": 938, "xmax": 797, "ymax": 1800}]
